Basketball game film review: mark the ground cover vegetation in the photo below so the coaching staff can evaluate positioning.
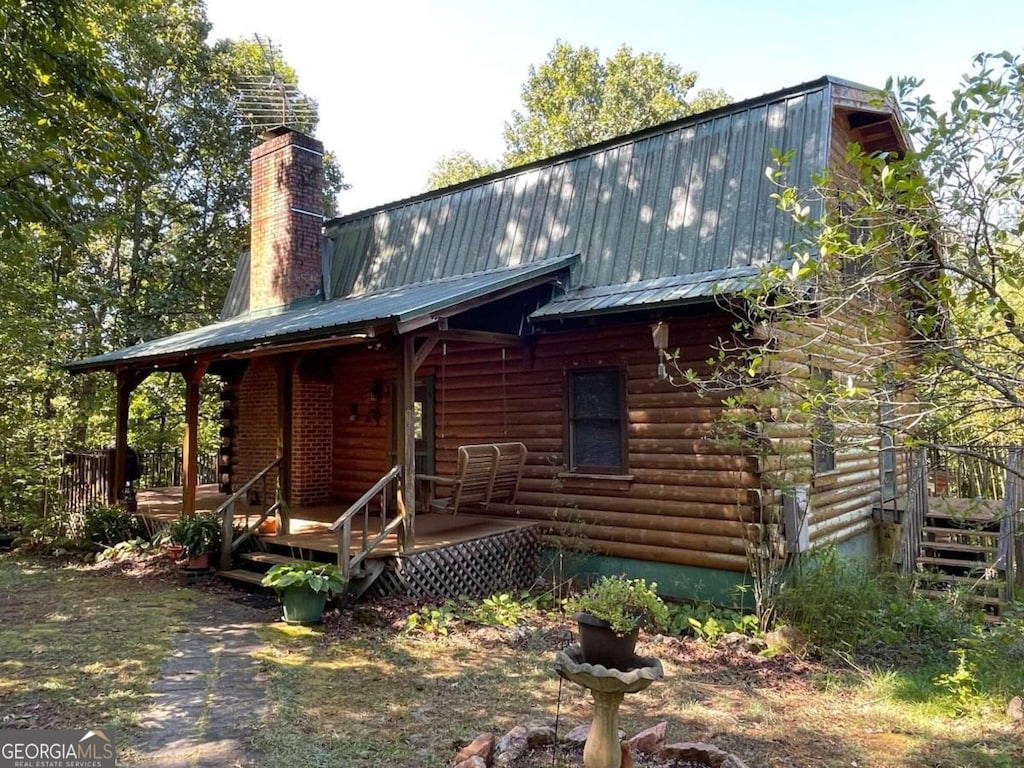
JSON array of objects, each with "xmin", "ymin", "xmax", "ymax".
[{"xmin": 1, "ymin": 545, "xmax": 1021, "ymax": 766}]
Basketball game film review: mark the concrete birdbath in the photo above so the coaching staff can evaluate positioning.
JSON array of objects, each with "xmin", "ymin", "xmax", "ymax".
[{"xmin": 554, "ymin": 644, "xmax": 664, "ymax": 768}]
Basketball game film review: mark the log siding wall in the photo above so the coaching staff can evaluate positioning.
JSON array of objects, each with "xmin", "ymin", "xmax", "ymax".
[
  {"xmin": 760, "ymin": 304, "xmax": 914, "ymax": 549},
  {"xmin": 424, "ymin": 314, "xmax": 754, "ymax": 572}
]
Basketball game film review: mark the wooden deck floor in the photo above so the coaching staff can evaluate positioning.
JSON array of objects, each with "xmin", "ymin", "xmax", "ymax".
[{"xmin": 135, "ymin": 484, "xmax": 535, "ymax": 556}]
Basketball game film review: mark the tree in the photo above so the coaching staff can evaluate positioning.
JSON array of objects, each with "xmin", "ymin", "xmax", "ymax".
[
  {"xmin": 425, "ymin": 40, "xmax": 729, "ymax": 186},
  {"xmin": 502, "ymin": 41, "xmax": 730, "ymax": 166},
  {"xmin": 667, "ymin": 53, "xmax": 1024, "ymax": 460},
  {"xmin": 0, "ymin": 0, "xmax": 343, "ymax": 522},
  {"xmin": 426, "ymin": 151, "xmax": 498, "ymax": 190}
]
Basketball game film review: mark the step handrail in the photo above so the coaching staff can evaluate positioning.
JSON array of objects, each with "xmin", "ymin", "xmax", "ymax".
[
  {"xmin": 330, "ymin": 465, "xmax": 404, "ymax": 579},
  {"xmin": 217, "ymin": 457, "xmax": 282, "ymax": 571}
]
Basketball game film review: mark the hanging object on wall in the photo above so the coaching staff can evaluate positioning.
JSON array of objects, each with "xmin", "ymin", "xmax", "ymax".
[{"xmin": 651, "ymin": 321, "xmax": 669, "ymax": 381}]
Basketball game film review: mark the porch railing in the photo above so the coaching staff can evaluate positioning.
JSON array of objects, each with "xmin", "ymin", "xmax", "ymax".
[
  {"xmin": 1000, "ymin": 446, "xmax": 1023, "ymax": 600},
  {"xmin": 330, "ymin": 465, "xmax": 405, "ymax": 579},
  {"xmin": 217, "ymin": 457, "xmax": 282, "ymax": 571},
  {"xmin": 60, "ymin": 448, "xmax": 219, "ymax": 513},
  {"xmin": 896, "ymin": 447, "xmax": 929, "ymax": 574},
  {"xmin": 138, "ymin": 448, "xmax": 218, "ymax": 489}
]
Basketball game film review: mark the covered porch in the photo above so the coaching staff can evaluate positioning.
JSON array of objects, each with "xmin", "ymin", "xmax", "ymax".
[{"xmin": 136, "ymin": 484, "xmax": 536, "ymax": 557}]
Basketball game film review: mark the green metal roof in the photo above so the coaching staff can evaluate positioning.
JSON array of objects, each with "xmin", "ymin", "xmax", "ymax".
[
  {"xmin": 323, "ymin": 77, "xmax": 843, "ymax": 301},
  {"xmin": 528, "ymin": 265, "xmax": 764, "ymax": 320},
  {"xmin": 69, "ymin": 256, "xmax": 575, "ymax": 373}
]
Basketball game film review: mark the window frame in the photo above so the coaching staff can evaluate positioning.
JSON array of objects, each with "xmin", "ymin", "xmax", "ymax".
[{"xmin": 565, "ymin": 367, "xmax": 628, "ymax": 475}]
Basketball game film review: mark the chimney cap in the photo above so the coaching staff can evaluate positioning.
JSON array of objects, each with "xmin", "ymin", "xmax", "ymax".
[{"xmin": 259, "ymin": 125, "xmax": 294, "ymax": 141}]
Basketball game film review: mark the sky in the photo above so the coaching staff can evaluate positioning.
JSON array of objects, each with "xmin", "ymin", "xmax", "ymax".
[{"xmin": 204, "ymin": 0, "xmax": 1024, "ymax": 216}]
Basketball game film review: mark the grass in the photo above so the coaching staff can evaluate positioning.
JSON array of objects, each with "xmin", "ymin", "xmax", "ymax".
[
  {"xmin": 2, "ymin": 553, "xmax": 1021, "ymax": 767},
  {"xmin": 252, "ymin": 600, "xmax": 1024, "ymax": 768},
  {"xmin": 0, "ymin": 553, "xmax": 206, "ymax": 733}
]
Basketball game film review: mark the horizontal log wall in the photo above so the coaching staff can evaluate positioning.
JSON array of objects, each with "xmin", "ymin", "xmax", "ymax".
[
  {"xmin": 422, "ymin": 313, "xmax": 754, "ymax": 572},
  {"xmin": 761, "ymin": 302, "xmax": 915, "ymax": 548}
]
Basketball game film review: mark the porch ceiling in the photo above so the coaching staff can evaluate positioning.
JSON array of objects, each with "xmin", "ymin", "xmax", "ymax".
[{"xmin": 67, "ymin": 254, "xmax": 577, "ymax": 374}]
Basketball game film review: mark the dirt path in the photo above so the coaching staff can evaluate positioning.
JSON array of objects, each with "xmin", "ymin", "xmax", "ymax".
[{"xmin": 127, "ymin": 601, "xmax": 273, "ymax": 768}]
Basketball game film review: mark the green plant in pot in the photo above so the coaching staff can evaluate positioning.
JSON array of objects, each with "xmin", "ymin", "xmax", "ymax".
[
  {"xmin": 566, "ymin": 575, "xmax": 669, "ymax": 670},
  {"xmin": 165, "ymin": 512, "xmax": 220, "ymax": 569},
  {"xmin": 261, "ymin": 561, "xmax": 347, "ymax": 625}
]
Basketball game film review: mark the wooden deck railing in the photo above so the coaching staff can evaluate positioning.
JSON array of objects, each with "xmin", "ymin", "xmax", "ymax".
[
  {"xmin": 330, "ymin": 465, "xmax": 405, "ymax": 579},
  {"xmin": 217, "ymin": 457, "xmax": 282, "ymax": 571}
]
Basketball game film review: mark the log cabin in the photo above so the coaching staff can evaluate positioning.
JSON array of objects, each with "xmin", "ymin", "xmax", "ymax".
[{"xmin": 68, "ymin": 76, "xmax": 920, "ymax": 603}]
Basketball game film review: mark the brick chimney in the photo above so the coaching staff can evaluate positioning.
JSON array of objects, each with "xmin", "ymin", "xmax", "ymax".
[{"xmin": 249, "ymin": 127, "xmax": 324, "ymax": 312}]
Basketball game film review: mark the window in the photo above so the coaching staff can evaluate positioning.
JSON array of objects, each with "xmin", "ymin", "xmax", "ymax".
[
  {"xmin": 568, "ymin": 369, "xmax": 626, "ymax": 474},
  {"xmin": 810, "ymin": 366, "xmax": 836, "ymax": 474}
]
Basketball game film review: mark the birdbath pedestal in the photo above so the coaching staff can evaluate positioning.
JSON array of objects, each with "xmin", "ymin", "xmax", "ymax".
[{"xmin": 554, "ymin": 644, "xmax": 664, "ymax": 768}]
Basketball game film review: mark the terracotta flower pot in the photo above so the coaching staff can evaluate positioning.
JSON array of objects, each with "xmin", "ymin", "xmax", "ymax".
[
  {"xmin": 574, "ymin": 611, "xmax": 639, "ymax": 671},
  {"xmin": 186, "ymin": 552, "xmax": 210, "ymax": 570},
  {"xmin": 164, "ymin": 544, "xmax": 185, "ymax": 561}
]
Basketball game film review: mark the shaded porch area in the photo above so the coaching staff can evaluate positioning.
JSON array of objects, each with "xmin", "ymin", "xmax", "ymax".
[
  {"xmin": 136, "ymin": 484, "xmax": 541, "ymax": 599},
  {"xmin": 136, "ymin": 484, "xmax": 535, "ymax": 556}
]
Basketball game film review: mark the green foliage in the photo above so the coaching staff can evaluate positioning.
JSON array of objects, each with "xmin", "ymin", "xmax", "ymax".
[
  {"xmin": 404, "ymin": 590, "xmax": 557, "ymax": 636},
  {"xmin": 777, "ymin": 549, "xmax": 972, "ymax": 661},
  {"xmin": 566, "ymin": 575, "xmax": 669, "ymax": 634},
  {"xmin": 165, "ymin": 512, "xmax": 220, "ymax": 558},
  {"xmin": 0, "ymin": 0, "xmax": 345, "ymax": 526},
  {"xmin": 403, "ymin": 603, "xmax": 457, "ymax": 636},
  {"xmin": 503, "ymin": 41, "xmax": 729, "ymax": 166},
  {"xmin": 96, "ymin": 537, "xmax": 154, "ymax": 561},
  {"xmin": 81, "ymin": 503, "xmax": 144, "ymax": 546},
  {"xmin": 261, "ymin": 561, "xmax": 347, "ymax": 597},
  {"xmin": 666, "ymin": 602, "xmax": 758, "ymax": 642},
  {"xmin": 426, "ymin": 151, "xmax": 498, "ymax": 190}
]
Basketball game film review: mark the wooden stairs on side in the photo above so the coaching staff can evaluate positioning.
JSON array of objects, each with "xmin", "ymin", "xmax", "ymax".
[{"xmin": 913, "ymin": 498, "xmax": 1007, "ymax": 619}]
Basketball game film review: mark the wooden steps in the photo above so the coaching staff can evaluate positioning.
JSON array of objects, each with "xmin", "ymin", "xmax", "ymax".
[
  {"xmin": 217, "ymin": 538, "xmax": 386, "ymax": 600},
  {"xmin": 914, "ymin": 499, "xmax": 1007, "ymax": 618},
  {"xmin": 219, "ymin": 568, "xmax": 266, "ymax": 587}
]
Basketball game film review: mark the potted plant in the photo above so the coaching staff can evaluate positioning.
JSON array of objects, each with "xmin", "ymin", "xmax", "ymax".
[
  {"xmin": 165, "ymin": 512, "xmax": 220, "ymax": 570},
  {"xmin": 566, "ymin": 575, "xmax": 669, "ymax": 670},
  {"xmin": 261, "ymin": 561, "xmax": 347, "ymax": 625}
]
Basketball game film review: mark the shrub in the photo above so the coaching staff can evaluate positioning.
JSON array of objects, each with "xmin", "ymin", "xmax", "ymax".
[
  {"xmin": 776, "ymin": 548, "xmax": 972, "ymax": 662},
  {"xmin": 82, "ymin": 503, "xmax": 144, "ymax": 547}
]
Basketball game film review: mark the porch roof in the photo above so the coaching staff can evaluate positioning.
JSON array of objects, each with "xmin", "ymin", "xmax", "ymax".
[
  {"xmin": 528, "ymin": 264, "xmax": 763, "ymax": 321},
  {"xmin": 68, "ymin": 255, "xmax": 576, "ymax": 374}
]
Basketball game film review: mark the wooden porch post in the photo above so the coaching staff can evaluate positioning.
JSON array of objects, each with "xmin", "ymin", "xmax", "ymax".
[
  {"xmin": 273, "ymin": 355, "xmax": 297, "ymax": 534},
  {"xmin": 397, "ymin": 335, "xmax": 417, "ymax": 552},
  {"xmin": 181, "ymin": 361, "xmax": 209, "ymax": 517},
  {"xmin": 112, "ymin": 370, "xmax": 148, "ymax": 504}
]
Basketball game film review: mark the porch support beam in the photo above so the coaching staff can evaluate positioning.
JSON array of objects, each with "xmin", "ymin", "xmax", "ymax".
[
  {"xmin": 111, "ymin": 369, "xmax": 149, "ymax": 504},
  {"xmin": 420, "ymin": 328, "xmax": 523, "ymax": 347},
  {"xmin": 181, "ymin": 361, "xmax": 209, "ymax": 517},
  {"xmin": 272, "ymin": 355, "xmax": 298, "ymax": 534},
  {"xmin": 412, "ymin": 337, "xmax": 438, "ymax": 371},
  {"xmin": 397, "ymin": 335, "xmax": 417, "ymax": 553}
]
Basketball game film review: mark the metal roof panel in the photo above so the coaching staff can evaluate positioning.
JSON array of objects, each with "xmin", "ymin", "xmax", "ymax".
[{"xmin": 70, "ymin": 255, "xmax": 576, "ymax": 372}]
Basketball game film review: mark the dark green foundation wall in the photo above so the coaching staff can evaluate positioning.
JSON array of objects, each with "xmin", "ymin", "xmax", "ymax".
[
  {"xmin": 541, "ymin": 549, "xmax": 752, "ymax": 609},
  {"xmin": 541, "ymin": 525, "xmax": 882, "ymax": 610}
]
